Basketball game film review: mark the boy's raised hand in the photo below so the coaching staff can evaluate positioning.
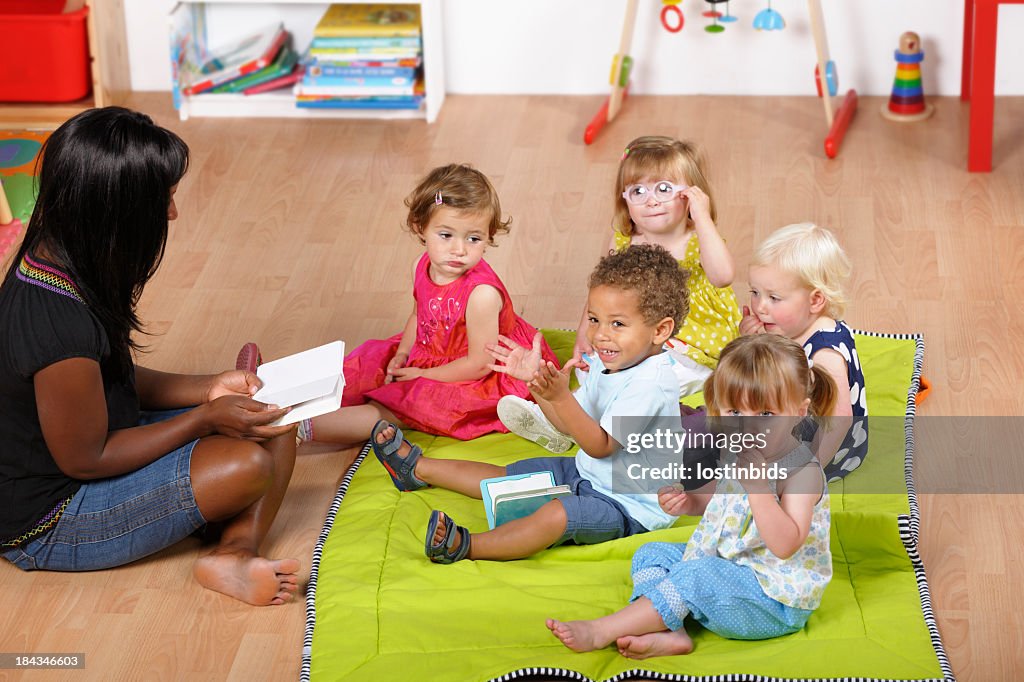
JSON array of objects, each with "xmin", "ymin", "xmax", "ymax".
[
  {"xmin": 527, "ymin": 359, "xmax": 576, "ymax": 402},
  {"xmin": 487, "ymin": 332, "xmax": 546, "ymax": 382},
  {"xmin": 739, "ymin": 305, "xmax": 766, "ymax": 335}
]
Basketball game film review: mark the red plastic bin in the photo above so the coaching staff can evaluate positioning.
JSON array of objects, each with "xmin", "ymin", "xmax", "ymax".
[{"xmin": 0, "ymin": 0, "xmax": 91, "ymax": 102}]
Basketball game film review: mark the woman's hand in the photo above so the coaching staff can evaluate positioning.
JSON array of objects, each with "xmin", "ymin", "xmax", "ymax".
[
  {"xmin": 528, "ymin": 360, "xmax": 575, "ymax": 402},
  {"xmin": 385, "ymin": 351, "xmax": 410, "ymax": 384},
  {"xmin": 199, "ymin": 395, "xmax": 293, "ymax": 439},
  {"xmin": 206, "ymin": 370, "xmax": 261, "ymax": 402},
  {"xmin": 739, "ymin": 305, "xmax": 766, "ymax": 335},
  {"xmin": 487, "ymin": 332, "xmax": 546, "ymax": 382}
]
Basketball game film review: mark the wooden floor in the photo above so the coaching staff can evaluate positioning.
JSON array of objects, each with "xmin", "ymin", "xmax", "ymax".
[{"xmin": 1, "ymin": 92, "xmax": 1022, "ymax": 681}]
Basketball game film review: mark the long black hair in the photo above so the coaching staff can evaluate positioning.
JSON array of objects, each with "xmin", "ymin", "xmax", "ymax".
[{"xmin": 6, "ymin": 107, "xmax": 189, "ymax": 381}]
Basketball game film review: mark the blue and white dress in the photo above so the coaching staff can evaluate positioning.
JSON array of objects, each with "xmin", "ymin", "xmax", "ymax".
[{"xmin": 803, "ymin": 321, "xmax": 868, "ymax": 480}]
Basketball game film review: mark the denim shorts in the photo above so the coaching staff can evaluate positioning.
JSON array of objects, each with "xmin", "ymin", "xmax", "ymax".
[
  {"xmin": 506, "ymin": 455, "xmax": 648, "ymax": 546},
  {"xmin": 2, "ymin": 410, "xmax": 206, "ymax": 572}
]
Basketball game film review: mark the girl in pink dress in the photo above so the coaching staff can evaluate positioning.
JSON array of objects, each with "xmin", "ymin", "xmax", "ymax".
[{"xmin": 299, "ymin": 164, "xmax": 558, "ymax": 445}]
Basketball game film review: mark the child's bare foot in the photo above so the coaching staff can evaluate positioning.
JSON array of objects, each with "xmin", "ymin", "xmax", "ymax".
[
  {"xmin": 616, "ymin": 629, "xmax": 694, "ymax": 659},
  {"xmin": 194, "ymin": 549, "xmax": 300, "ymax": 606},
  {"xmin": 546, "ymin": 618, "xmax": 613, "ymax": 653}
]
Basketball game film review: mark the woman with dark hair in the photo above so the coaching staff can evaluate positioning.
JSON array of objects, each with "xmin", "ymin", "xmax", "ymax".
[{"xmin": 0, "ymin": 107, "xmax": 300, "ymax": 606}]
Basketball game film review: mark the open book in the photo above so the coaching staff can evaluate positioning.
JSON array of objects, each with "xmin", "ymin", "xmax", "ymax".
[
  {"xmin": 480, "ymin": 472, "xmax": 571, "ymax": 530},
  {"xmin": 252, "ymin": 340, "xmax": 345, "ymax": 427}
]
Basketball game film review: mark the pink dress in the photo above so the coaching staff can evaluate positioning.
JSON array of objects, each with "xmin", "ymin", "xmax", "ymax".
[{"xmin": 341, "ymin": 253, "xmax": 558, "ymax": 439}]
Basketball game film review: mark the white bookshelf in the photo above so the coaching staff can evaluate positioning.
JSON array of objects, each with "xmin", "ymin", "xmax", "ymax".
[{"xmin": 169, "ymin": 0, "xmax": 445, "ymax": 122}]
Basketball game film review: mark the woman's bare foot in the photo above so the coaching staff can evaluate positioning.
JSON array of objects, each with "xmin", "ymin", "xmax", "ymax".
[
  {"xmin": 546, "ymin": 618, "xmax": 614, "ymax": 653},
  {"xmin": 616, "ymin": 629, "xmax": 694, "ymax": 659},
  {"xmin": 194, "ymin": 549, "xmax": 300, "ymax": 606}
]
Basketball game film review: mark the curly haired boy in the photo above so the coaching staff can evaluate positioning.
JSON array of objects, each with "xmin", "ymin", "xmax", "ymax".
[{"xmin": 369, "ymin": 244, "xmax": 692, "ymax": 563}]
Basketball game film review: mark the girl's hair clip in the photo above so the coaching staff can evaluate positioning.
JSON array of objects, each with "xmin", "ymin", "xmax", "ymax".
[
  {"xmin": 621, "ymin": 147, "xmax": 630, "ymax": 161},
  {"xmin": 807, "ymin": 357, "xmax": 814, "ymax": 369},
  {"xmin": 434, "ymin": 191, "xmax": 443, "ymax": 205}
]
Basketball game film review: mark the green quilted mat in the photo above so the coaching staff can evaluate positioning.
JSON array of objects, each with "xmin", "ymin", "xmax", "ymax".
[{"xmin": 302, "ymin": 330, "xmax": 953, "ymax": 682}]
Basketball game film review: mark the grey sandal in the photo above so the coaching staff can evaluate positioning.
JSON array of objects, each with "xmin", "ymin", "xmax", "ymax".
[{"xmin": 371, "ymin": 420, "xmax": 428, "ymax": 491}]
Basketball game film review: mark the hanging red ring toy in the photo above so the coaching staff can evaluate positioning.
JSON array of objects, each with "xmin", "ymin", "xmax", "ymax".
[{"xmin": 660, "ymin": 4, "xmax": 685, "ymax": 33}]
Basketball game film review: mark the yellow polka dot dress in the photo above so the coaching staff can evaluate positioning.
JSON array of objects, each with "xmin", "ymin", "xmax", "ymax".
[{"xmin": 615, "ymin": 231, "xmax": 741, "ymax": 369}]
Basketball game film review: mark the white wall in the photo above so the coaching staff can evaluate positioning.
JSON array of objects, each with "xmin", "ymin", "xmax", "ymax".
[{"xmin": 127, "ymin": 0, "xmax": 1024, "ymax": 96}]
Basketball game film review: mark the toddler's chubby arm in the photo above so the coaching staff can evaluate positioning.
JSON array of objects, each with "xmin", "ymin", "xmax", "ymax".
[
  {"xmin": 391, "ymin": 285, "xmax": 503, "ymax": 383},
  {"xmin": 529, "ymin": 360, "xmax": 618, "ymax": 458},
  {"xmin": 740, "ymin": 450, "xmax": 821, "ymax": 559},
  {"xmin": 683, "ymin": 186, "xmax": 734, "ymax": 288},
  {"xmin": 658, "ymin": 482, "xmax": 714, "ymax": 517},
  {"xmin": 808, "ymin": 348, "xmax": 853, "ymax": 418},
  {"xmin": 806, "ymin": 346, "xmax": 853, "ymax": 467}
]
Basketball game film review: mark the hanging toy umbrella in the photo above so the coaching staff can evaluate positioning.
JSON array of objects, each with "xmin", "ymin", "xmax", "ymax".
[
  {"xmin": 719, "ymin": 0, "xmax": 738, "ymax": 23},
  {"xmin": 753, "ymin": 0, "xmax": 785, "ymax": 30}
]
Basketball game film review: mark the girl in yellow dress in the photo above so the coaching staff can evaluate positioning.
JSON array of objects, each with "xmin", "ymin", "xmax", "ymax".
[
  {"xmin": 497, "ymin": 136, "xmax": 741, "ymax": 453},
  {"xmin": 598, "ymin": 136, "xmax": 740, "ymax": 386}
]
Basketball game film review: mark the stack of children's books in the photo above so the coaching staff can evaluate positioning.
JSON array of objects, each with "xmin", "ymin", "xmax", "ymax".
[
  {"xmin": 178, "ymin": 22, "xmax": 303, "ymax": 97},
  {"xmin": 295, "ymin": 4, "xmax": 424, "ymax": 110}
]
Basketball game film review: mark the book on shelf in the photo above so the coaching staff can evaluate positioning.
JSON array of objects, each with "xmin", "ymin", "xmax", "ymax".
[
  {"xmin": 307, "ymin": 57, "xmax": 421, "ymax": 72},
  {"xmin": 313, "ymin": 4, "xmax": 422, "ymax": 38},
  {"xmin": 252, "ymin": 340, "xmax": 345, "ymax": 427},
  {"xmin": 208, "ymin": 45, "xmax": 299, "ymax": 94},
  {"xmin": 295, "ymin": 95, "xmax": 423, "ymax": 110},
  {"xmin": 243, "ymin": 65, "xmax": 304, "ymax": 95},
  {"xmin": 305, "ymin": 64, "xmax": 418, "ymax": 80},
  {"xmin": 309, "ymin": 47, "xmax": 420, "ymax": 62},
  {"xmin": 479, "ymin": 472, "xmax": 572, "ymax": 530},
  {"xmin": 302, "ymin": 73, "xmax": 416, "ymax": 88},
  {"xmin": 296, "ymin": 82, "xmax": 417, "ymax": 97},
  {"xmin": 182, "ymin": 23, "xmax": 287, "ymax": 96},
  {"xmin": 296, "ymin": 74, "xmax": 423, "ymax": 97},
  {"xmin": 310, "ymin": 36, "xmax": 421, "ymax": 50}
]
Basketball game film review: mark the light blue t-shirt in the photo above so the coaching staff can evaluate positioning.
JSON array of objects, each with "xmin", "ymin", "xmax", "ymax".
[{"xmin": 573, "ymin": 352, "xmax": 681, "ymax": 531}]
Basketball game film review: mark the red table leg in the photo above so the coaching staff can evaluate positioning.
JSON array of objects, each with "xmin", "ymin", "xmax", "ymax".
[
  {"xmin": 967, "ymin": 0, "xmax": 998, "ymax": 172},
  {"xmin": 962, "ymin": 0, "xmax": 974, "ymax": 100}
]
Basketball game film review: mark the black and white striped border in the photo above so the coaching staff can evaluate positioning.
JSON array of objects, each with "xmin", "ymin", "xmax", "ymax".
[
  {"xmin": 300, "ymin": 442, "xmax": 371, "ymax": 682},
  {"xmin": 492, "ymin": 673, "xmax": 947, "ymax": 682},
  {"xmin": 849, "ymin": 328, "xmax": 926, "ymax": 547}
]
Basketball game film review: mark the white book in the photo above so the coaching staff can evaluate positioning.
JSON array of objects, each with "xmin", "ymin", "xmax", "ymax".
[{"xmin": 252, "ymin": 340, "xmax": 345, "ymax": 427}]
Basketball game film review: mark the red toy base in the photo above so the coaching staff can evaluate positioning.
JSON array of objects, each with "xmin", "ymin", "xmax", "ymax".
[
  {"xmin": 583, "ymin": 85, "xmax": 631, "ymax": 145},
  {"xmin": 824, "ymin": 89, "xmax": 858, "ymax": 159}
]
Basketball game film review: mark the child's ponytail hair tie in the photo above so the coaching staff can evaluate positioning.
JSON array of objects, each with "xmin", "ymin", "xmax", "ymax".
[{"xmin": 621, "ymin": 147, "xmax": 630, "ymax": 161}]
